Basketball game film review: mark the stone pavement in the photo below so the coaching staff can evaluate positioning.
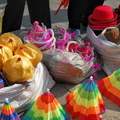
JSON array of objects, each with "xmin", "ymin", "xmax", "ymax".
[{"xmin": 0, "ymin": 0, "xmax": 120, "ymax": 119}]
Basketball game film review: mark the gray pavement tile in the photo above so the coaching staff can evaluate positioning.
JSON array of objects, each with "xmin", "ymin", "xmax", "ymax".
[{"xmin": 1, "ymin": 0, "xmax": 120, "ymax": 119}]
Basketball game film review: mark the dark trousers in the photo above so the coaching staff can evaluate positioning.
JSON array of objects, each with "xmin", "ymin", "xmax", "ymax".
[
  {"xmin": 68, "ymin": 0, "xmax": 105, "ymax": 29},
  {"xmin": 2, "ymin": 0, "xmax": 51, "ymax": 33}
]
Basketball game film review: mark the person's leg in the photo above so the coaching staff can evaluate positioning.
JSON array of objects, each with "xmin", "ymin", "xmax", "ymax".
[
  {"xmin": 27, "ymin": 0, "xmax": 51, "ymax": 28},
  {"xmin": 2, "ymin": 0, "xmax": 25, "ymax": 33},
  {"xmin": 82, "ymin": 0, "xmax": 105, "ymax": 28},
  {"xmin": 68, "ymin": 0, "xmax": 88, "ymax": 29}
]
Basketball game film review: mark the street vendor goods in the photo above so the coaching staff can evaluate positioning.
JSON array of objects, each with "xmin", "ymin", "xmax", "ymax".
[
  {"xmin": 14, "ymin": 43, "xmax": 43, "ymax": 67},
  {"xmin": 88, "ymin": 5, "xmax": 118, "ymax": 31},
  {"xmin": 103, "ymin": 27, "xmax": 120, "ymax": 45},
  {"xmin": 0, "ymin": 62, "xmax": 55, "ymax": 113},
  {"xmin": 65, "ymin": 76, "xmax": 106, "ymax": 120},
  {"xmin": 22, "ymin": 89, "xmax": 69, "ymax": 120},
  {"xmin": 0, "ymin": 98, "xmax": 21, "ymax": 120},
  {"xmin": 0, "ymin": 44, "xmax": 13, "ymax": 69},
  {"xmin": 87, "ymin": 26, "xmax": 120, "ymax": 75},
  {"xmin": 66, "ymin": 41, "xmax": 94, "ymax": 62},
  {"xmin": 42, "ymin": 49, "xmax": 94, "ymax": 84},
  {"xmin": 0, "ymin": 33, "xmax": 23, "ymax": 52},
  {"xmin": 97, "ymin": 68, "xmax": 120, "ymax": 107},
  {"xmin": 3, "ymin": 55, "xmax": 34, "ymax": 83},
  {"xmin": 24, "ymin": 21, "xmax": 56, "ymax": 51}
]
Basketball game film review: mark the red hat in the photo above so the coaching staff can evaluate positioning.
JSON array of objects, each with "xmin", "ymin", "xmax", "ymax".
[{"xmin": 88, "ymin": 5, "xmax": 118, "ymax": 30}]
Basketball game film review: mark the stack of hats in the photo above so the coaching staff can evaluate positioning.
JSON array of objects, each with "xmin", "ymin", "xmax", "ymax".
[
  {"xmin": 24, "ymin": 21, "xmax": 56, "ymax": 51},
  {"xmin": 115, "ymin": 4, "xmax": 120, "ymax": 24},
  {"xmin": 88, "ymin": 5, "xmax": 118, "ymax": 31}
]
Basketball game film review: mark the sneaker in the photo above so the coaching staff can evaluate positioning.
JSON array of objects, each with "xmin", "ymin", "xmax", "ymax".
[{"xmin": 69, "ymin": 28, "xmax": 82, "ymax": 42}]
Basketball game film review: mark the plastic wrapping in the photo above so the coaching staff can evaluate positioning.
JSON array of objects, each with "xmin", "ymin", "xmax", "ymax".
[
  {"xmin": 42, "ymin": 49, "xmax": 96, "ymax": 84},
  {"xmin": 87, "ymin": 26, "xmax": 120, "ymax": 75},
  {"xmin": 0, "ymin": 62, "xmax": 55, "ymax": 113}
]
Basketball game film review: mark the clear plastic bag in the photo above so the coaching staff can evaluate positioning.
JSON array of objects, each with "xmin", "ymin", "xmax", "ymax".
[{"xmin": 42, "ymin": 49, "xmax": 95, "ymax": 84}]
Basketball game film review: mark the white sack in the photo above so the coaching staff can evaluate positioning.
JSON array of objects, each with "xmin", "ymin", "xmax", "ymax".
[
  {"xmin": 0, "ymin": 62, "xmax": 55, "ymax": 113},
  {"xmin": 86, "ymin": 26, "xmax": 120, "ymax": 75}
]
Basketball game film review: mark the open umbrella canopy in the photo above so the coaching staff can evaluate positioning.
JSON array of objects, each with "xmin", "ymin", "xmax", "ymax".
[
  {"xmin": 65, "ymin": 76, "xmax": 106, "ymax": 120},
  {"xmin": 97, "ymin": 68, "xmax": 120, "ymax": 107},
  {"xmin": 0, "ymin": 98, "xmax": 21, "ymax": 120},
  {"xmin": 22, "ymin": 89, "xmax": 70, "ymax": 120}
]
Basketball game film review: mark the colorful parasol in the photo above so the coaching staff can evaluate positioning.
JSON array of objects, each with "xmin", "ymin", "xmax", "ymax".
[
  {"xmin": 0, "ymin": 98, "xmax": 21, "ymax": 120},
  {"xmin": 22, "ymin": 89, "xmax": 70, "ymax": 120},
  {"xmin": 97, "ymin": 68, "xmax": 120, "ymax": 107},
  {"xmin": 65, "ymin": 76, "xmax": 106, "ymax": 120}
]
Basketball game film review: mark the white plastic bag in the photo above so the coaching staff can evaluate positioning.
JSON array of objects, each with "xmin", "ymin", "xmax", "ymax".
[
  {"xmin": 0, "ymin": 62, "xmax": 55, "ymax": 113},
  {"xmin": 86, "ymin": 26, "xmax": 120, "ymax": 75},
  {"xmin": 42, "ymin": 49, "xmax": 96, "ymax": 84}
]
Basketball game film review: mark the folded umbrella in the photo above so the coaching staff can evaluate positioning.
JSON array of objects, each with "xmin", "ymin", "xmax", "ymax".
[
  {"xmin": 22, "ymin": 89, "xmax": 70, "ymax": 120},
  {"xmin": 0, "ymin": 98, "xmax": 21, "ymax": 120},
  {"xmin": 65, "ymin": 76, "xmax": 106, "ymax": 120},
  {"xmin": 97, "ymin": 68, "xmax": 120, "ymax": 107}
]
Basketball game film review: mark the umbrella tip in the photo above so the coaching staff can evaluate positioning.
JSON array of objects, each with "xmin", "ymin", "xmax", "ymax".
[
  {"xmin": 5, "ymin": 98, "xmax": 9, "ymax": 103},
  {"xmin": 90, "ymin": 76, "xmax": 93, "ymax": 80},
  {"xmin": 47, "ymin": 88, "xmax": 50, "ymax": 93}
]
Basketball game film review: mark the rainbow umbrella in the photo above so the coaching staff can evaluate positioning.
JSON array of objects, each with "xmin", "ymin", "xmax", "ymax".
[
  {"xmin": 22, "ymin": 89, "xmax": 70, "ymax": 120},
  {"xmin": 65, "ymin": 76, "xmax": 106, "ymax": 120},
  {"xmin": 97, "ymin": 68, "xmax": 120, "ymax": 107},
  {"xmin": 0, "ymin": 98, "xmax": 21, "ymax": 120}
]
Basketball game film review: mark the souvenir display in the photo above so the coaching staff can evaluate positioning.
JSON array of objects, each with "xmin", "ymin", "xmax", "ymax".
[
  {"xmin": 97, "ymin": 68, "xmax": 120, "ymax": 107},
  {"xmin": 87, "ymin": 26, "xmax": 120, "ymax": 75},
  {"xmin": 88, "ymin": 5, "xmax": 118, "ymax": 31},
  {"xmin": 0, "ymin": 33, "xmax": 23, "ymax": 52},
  {"xmin": 42, "ymin": 49, "xmax": 94, "ymax": 84},
  {"xmin": 53, "ymin": 26, "xmax": 75, "ymax": 50},
  {"xmin": 3, "ymin": 55, "xmax": 34, "ymax": 83},
  {"xmin": 103, "ymin": 27, "xmax": 120, "ymax": 45},
  {"xmin": 0, "ymin": 44, "xmax": 13, "ymax": 69},
  {"xmin": 66, "ymin": 41, "xmax": 94, "ymax": 62},
  {"xmin": 0, "ymin": 98, "xmax": 21, "ymax": 120},
  {"xmin": 65, "ymin": 76, "xmax": 106, "ymax": 120},
  {"xmin": 0, "ymin": 62, "xmax": 55, "ymax": 113},
  {"xmin": 22, "ymin": 89, "xmax": 69, "ymax": 120},
  {"xmin": 24, "ymin": 21, "xmax": 56, "ymax": 51},
  {"xmin": 14, "ymin": 43, "xmax": 43, "ymax": 67}
]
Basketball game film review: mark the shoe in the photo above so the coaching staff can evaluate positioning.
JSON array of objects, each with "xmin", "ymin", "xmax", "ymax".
[{"xmin": 69, "ymin": 28, "xmax": 82, "ymax": 42}]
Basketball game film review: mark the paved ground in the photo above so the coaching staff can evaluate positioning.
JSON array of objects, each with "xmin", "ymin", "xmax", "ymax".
[{"xmin": 0, "ymin": 0, "xmax": 120, "ymax": 119}]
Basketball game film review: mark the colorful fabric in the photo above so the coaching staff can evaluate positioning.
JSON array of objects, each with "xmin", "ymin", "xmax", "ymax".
[
  {"xmin": 65, "ymin": 77, "xmax": 106, "ymax": 120},
  {"xmin": 0, "ymin": 99, "xmax": 21, "ymax": 120},
  {"xmin": 97, "ymin": 69, "xmax": 120, "ymax": 107},
  {"xmin": 22, "ymin": 90, "xmax": 70, "ymax": 120}
]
